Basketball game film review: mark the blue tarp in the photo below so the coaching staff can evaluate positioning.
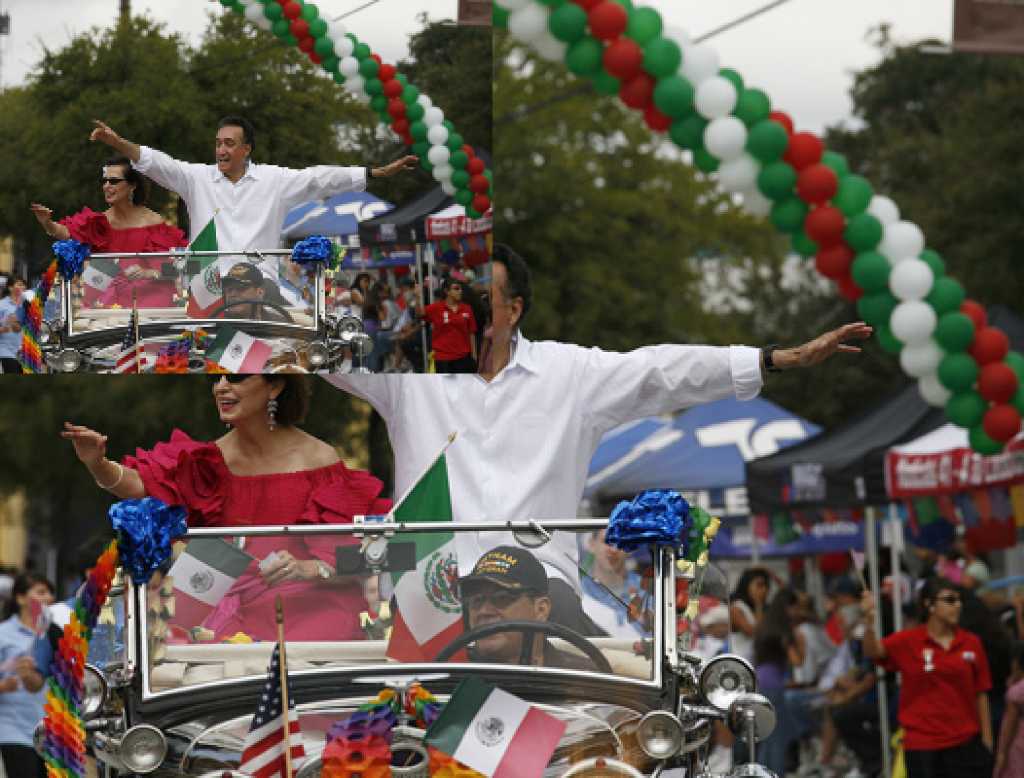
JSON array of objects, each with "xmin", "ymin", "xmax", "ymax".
[
  {"xmin": 711, "ymin": 516, "xmax": 865, "ymax": 558},
  {"xmin": 282, "ymin": 192, "xmax": 394, "ymax": 240}
]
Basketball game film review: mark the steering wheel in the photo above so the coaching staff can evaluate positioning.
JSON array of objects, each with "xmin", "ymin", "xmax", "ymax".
[
  {"xmin": 207, "ymin": 300, "xmax": 294, "ymax": 323},
  {"xmin": 433, "ymin": 619, "xmax": 613, "ymax": 674}
]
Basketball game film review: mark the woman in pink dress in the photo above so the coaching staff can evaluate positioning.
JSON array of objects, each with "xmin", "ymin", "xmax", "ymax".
[
  {"xmin": 30, "ymin": 155, "xmax": 186, "ymax": 308},
  {"xmin": 62, "ymin": 375, "xmax": 391, "ymax": 642},
  {"xmin": 997, "ymin": 643, "xmax": 1024, "ymax": 778}
]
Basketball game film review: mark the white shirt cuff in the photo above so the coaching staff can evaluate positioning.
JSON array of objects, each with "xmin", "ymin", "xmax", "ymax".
[
  {"xmin": 351, "ymin": 166, "xmax": 368, "ymax": 192},
  {"xmin": 730, "ymin": 345, "xmax": 763, "ymax": 401},
  {"xmin": 133, "ymin": 146, "xmax": 154, "ymax": 173}
]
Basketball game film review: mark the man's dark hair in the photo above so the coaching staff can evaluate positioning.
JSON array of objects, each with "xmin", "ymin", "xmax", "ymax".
[
  {"xmin": 492, "ymin": 243, "xmax": 532, "ymax": 327},
  {"xmin": 218, "ymin": 116, "xmax": 256, "ymax": 153},
  {"xmin": 105, "ymin": 155, "xmax": 148, "ymax": 206}
]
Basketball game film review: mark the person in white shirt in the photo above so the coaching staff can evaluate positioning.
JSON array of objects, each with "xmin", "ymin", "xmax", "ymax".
[{"xmin": 328, "ymin": 245, "xmax": 873, "ymax": 632}]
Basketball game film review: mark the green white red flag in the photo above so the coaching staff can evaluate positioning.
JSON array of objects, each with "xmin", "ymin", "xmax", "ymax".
[
  {"xmin": 186, "ymin": 217, "xmax": 222, "ymax": 317},
  {"xmin": 168, "ymin": 538, "xmax": 253, "ymax": 628},
  {"xmin": 206, "ymin": 326, "xmax": 272, "ymax": 373}
]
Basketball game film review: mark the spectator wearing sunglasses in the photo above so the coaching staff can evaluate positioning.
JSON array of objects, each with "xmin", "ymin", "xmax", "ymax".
[
  {"xmin": 863, "ymin": 577, "xmax": 993, "ymax": 778},
  {"xmin": 30, "ymin": 156, "xmax": 186, "ymax": 310}
]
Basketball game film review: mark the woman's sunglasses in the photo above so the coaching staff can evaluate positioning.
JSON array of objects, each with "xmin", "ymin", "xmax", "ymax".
[
  {"xmin": 209, "ymin": 374, "xmax": 256, "ymax": 384},
  {"xmin": 101, "ymin": 177, "xmax": 128, "ymax": 186}
]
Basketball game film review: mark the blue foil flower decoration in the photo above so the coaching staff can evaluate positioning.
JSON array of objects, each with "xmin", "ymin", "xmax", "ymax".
[
  {"xmin": 292, "ymin": 235, "xmax": 336, "ymax": 268},
  {"xmin": 605, "ymin": 490, "xmax": 692, "ymax": 552},
  {"xmin": 109, "ymin": 498, "xmax": 187, "ymax": 585},
  {"xmin": 52, "ymin": 239, "xmax": 91, "ymax": 278}
]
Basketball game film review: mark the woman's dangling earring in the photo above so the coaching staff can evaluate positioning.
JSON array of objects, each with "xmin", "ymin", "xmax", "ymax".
[{"xmin": 267, "ymin": 397, "xmax": 278, "ymax": 431}]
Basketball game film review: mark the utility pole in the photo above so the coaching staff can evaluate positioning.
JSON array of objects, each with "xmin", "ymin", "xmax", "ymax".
[
  {"xmin": 120, "ymin": 0, "xmax": 131, "ymax": 23},
  {"xmin": 0, "ymin": 0, "xmax": 10, "ymax": 92}
]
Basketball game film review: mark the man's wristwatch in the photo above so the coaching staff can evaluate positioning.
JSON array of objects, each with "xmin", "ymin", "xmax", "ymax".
[
  {"xmin": 315, "ymin": 561, "xmax": 332, "ymax": 580},
  {"xmin": 763, "ymin": 345, "xmax": 782, "ymax": 373},
  {"xmin": 366, "ymin": 166, "xmax": 375, "ymax": 180}
]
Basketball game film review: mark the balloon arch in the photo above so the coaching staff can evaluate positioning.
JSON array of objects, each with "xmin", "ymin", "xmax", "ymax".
[{"xmin": 495, "ymin": 0, "xmax": 1024, "ymax": 454}]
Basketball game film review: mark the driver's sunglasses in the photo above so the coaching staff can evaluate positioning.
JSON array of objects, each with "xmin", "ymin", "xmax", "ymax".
[
  {"xmin": 101, "ymin": 177, "xmax": 127, "ymax": 186},
  {"xmin": 464, "ymin": 588, "xmax": 538, "ymax": 612},
  {"xmin": 209, "ymin": 374, "xmax": 254, "ymax": 384}
]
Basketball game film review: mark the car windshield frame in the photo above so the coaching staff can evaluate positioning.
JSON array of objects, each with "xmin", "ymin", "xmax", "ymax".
[{"xmin": 128, "ymin": 519, "xmax": 673, "ymax": 703}]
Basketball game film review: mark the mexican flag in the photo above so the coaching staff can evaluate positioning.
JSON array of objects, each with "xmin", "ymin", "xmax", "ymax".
[
  {"xmin": 385, "ymin": 445, "xmax": 463, "ymax": 662},
  {"xmin": 186, "ymin": 217, "xmax": 222, "ymax": 318},
  {"xmin": 425, "ymin": 677, "xmax": 566, "ymax": 778},
  {"xmin": 81, "ymin": 257, "xmax": 120, "ymax": 292},
  {"xmin": 168, "ymin": 538, "xmax": 254, "ymax": 629},
  {"xmin": 206, "ymin": 327, "xmax": 272, "ymax": 373}
]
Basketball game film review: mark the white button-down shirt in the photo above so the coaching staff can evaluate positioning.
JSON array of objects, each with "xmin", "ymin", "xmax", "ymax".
[
  {"xmin": 133, "ymin": 146, "xmax": 367, "ymax": 251},
  {"xmin": 328, "ymin": 335, "xmax": 762, "ymax": 588}
]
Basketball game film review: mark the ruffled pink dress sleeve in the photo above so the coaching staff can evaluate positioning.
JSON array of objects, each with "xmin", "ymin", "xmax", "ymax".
[
  {"xmin": 299, "ymin": 465, "xmax": 393, "ymax": 565},
  {"xmin": 58, "ymin": 207, "xmax": 113, "ymax": 251},
  {"xmin": 143, "ymin": 223, "xmax": 187, "ymax": 252}
]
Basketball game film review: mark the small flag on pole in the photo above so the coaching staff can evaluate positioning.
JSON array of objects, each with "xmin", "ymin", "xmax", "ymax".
[
  {"xmin": 168, "ymin": 538, "xmax": 254, "ymax": 629},
  {"xmin": 114, "ymin": 303, "xmax": 142, "ymax": 373},
  {"xmin": 186, "ymin": 216, "xmax": 222, "ymax": 318},
  {"xmin": 238, "ymin": 644, "xmax": 305, "ymax": 778},
  {"xmin": 425, "ymin": 676, "xmax": 565, "ymax": 778},
  {"xmin": 206, "ymin": 326, "xmax": 272, "ymax": 373},
  {"xmin": 81, "ymin": 256, "xmax": 121, "ymax": 292}
]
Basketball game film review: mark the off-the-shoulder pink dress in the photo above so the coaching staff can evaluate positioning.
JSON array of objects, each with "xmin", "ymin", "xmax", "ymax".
[
  {"xmin": 124, "ymin": 430, "xmax": 392, "ymax": 642},
  {"xmin": 60, "ymin": 207, "xmax": 187, "ymax": 308}
]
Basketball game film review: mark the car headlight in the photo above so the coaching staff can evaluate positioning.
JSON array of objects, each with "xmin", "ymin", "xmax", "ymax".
[
  {"xmin": 636, "ymin": 710, "xmax": 684, "ymax": 760},
  {"xmin": 307, "ymin": 340, "xmax": 329, "ymax": 367},
  {"xmin": 726, "ymin": 692, "xmax": 777, "ymax": 744},
  {"xmin": 119, "ymin": 724, "xmax": 167, "ymax": 774},
  {"xmin": 82, "ymin": 664, "xmax": 108, "ymax": 719},
  {"xmin": 700, "ymin": 654, "xmax": 756, "ymax": 711},
  {"xmin": 335, "ymin": 315, "xmax": 364, "ymax": 342},
  {"xmin": 56, "ymin": 348, "xmax": 82, "ymax": 372}
]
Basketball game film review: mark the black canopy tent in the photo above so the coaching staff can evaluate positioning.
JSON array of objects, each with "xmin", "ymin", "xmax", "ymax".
[{"xmin": 358, "ymin": 184, "xmax": 453, "ymax": 246}]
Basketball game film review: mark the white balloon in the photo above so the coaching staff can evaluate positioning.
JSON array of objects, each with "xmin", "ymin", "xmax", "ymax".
[
  {"xmin": 681, "ymin": 43, "xmax": 720, "ymax": 85},
  {"xmin": 508, "ymin": 3, "xmax": 550, "ymax": 43},
  {"xmin": 918, "ymin": 373, "xmax": 952, "ymax": 407},
  {"xmin": 339, "ymin": 57, "xmax": 360, "ymax": 78},
  {"xmin": 694, "ymin": 76, "xmax": 738, "ymax": 119},
  {"xmin": 533, "ymin": 33, "xmax": 568, "ymax": 62},
  {"xmin": 427, "ymin": 145, "xmax": 451, "ymax": 167},
  {"xmin": 417, "ymin": 95, "xmax": 434, "ymax": 110},
  {"xmin": 441, "ymin": 181, "xmax": 457, "ymax": 196},
  {"xmin": 889, "ymin": 258, "xmax": 934, "ymax": 300},
  {"xmin": 344, "ymin": 74, "xmax": 366, "ymax": 97},
  {"xmin": 879, "ymin": 221, "xmax": 925, "ymax": 265},
  {"xmin": 867, "ymin": 195, "xmax": 900, "ymax": 226},
  {"xmin": 741, "ymin": 187, "xmax": 773, "ymax": 218},
  {"xmin": 332, "ymin": 34, "xmax": 354, "ymax": 59},
  {"xmin": 717, "ymin": 154, "xmax": 760, "ymax": 193},
  {"xmin": 327, "ymin": 21, "xmax": 348, "ymax": 40},
  {"xmin": 243, "ymin": 4, "xmax": 271, "ymax": 30},
  {"xmin": 890, "ymin": 300, "xmax": 938, "ymax": 345},
  {"xmin": 432, "ymin": 164, "xmax": 454, "ymax": 183},
  {"xmin": 423, "ymin": 107, "xmax": 445, "ymax": 127},
  {"xmin": 900, "ymin": 341, "xmax": 945, "ymax": 378},
  {"xmin": 704, "ymin": 116, "xmax": 748, "ymax": 161},
  {"xmin": 663, "ymin": 25, "xmax": 693, "ymax": 50},
  {"xmin": 427, "ymin": 125, "xmax": 449, "ymax": 146}
]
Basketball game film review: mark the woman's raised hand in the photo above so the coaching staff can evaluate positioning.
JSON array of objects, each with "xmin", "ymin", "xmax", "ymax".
[
  {"xmin": 61, "ymin": 422, "xmax": 109, "ymax": 467},
  {"xmin": 30, "ymin": 203, "xmax": 54, "ymax": 230}
]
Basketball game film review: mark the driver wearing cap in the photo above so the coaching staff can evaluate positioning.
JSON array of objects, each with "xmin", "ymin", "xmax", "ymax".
[
  {"xmin": 220, "ymin": 262, "xmax": 288, "ymax": 322},
  {"xmin": 458, "ymin": 546, "xmax": 593, "ymax": 670}
]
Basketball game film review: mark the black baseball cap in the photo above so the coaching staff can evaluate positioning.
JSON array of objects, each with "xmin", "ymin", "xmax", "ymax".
[
  {"xmin": 222, "ymin": 262, "xmax": 263, "ymax": 288},
  {"xmin": 458, "ymin": 546, "xmax": 548, "ymax": 595}
]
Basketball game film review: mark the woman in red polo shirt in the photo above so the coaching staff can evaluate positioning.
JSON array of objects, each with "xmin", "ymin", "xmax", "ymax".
[
  {"xmin": 423, "ymin": 279, "xmax": 477, "ymax": 373},
  {"xmin": 862, "ymin": 577, "xmax": 993, "ymax": 778}
]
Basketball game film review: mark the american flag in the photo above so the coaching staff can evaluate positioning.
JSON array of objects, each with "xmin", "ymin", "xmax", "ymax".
[
  {"xmin": 113, "ymin": 307, "xmax": 141, "ymax": 373},
  {"xmin": 238, "ymin": 645, "xmax": 305, "ymax": 778}
]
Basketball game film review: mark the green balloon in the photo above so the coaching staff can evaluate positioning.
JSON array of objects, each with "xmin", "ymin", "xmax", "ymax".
[
  {"xmin": 301, "ymin": 3, "xmax": 319, "ymax": 21},
  {"xmin": 1006, "ymin": 351, "xmax": 1024, "ymax": 382},
  {"xmin": 693, "ymin": 147, "xmax": 719, "ymax": 173},
  {"xmin": 285, "ymin": 33, "xmax": 298, "ymax": 46},
  {"xmin": 626, "ymin": 6, "xmax": 663, "ymax": 44},
  {"xmin": 844, "ymin": 212, "xmax": 883, "ymax": 252},
  {"xmin": 920, "ymin": 249, "xmax": 945, "ymax": 279},
  {"xmin": 263, "ymin": 2, "xmax": 283, "ymax": 21},
  {"xmin": 321, "ymin": 55, "xmax": 339, "ymax": 73},
  {"xmin": 450, "ymin": 150, "xmax": 469, "ymax": 170},
  {"xmin": 668, "ymin": 115, "xmax": 707, "ymax": 151},
  {"xmin": 420, "ymin": 157, "xmax": 433, "ymax": 173},
  {"xmin": 314, "ymin": 36, "xmax": 334, "ymax": 58},
  {"xmin": 934, "ymin": 312, "xmax": 975, "ymax": 352},
  {"xmin": 757, "ymin": 161, "xmax": 798, "ymax": 201},
  {"xmin": 857, "ymin": 291, "xmax": 898, "ymax": 327},
  {"xmin": 219, "ymin": 0, "xmax": 235, "ymax": 8},
  {"xmin": 370, "ymin": 94, "xmax": 388, "ymax": 113},
  {"xmin": 791, "ymin": 231, "xmax": 818, "ymax": 258},
  {"xmin": 272, "ymin": 18, "xmax": 291, "ymax": 38},
  {"xmin": 746, "ymin": 119, "xmax": 788, "ymax": 163},
  {"xmin": 566, "ymin": 37, "xmax": 603, "ymax": 76},
  {"xmin": 653, "ymin": 75, "xmax": 694, "ymax": 119},
  {"xmin": 926, "ymin": 277, "xmax": 965, "ymax": 316},
  {"xmin": 718, "ymin": 68, "xmax": 744, "ymax": 93},
  {"xmin": 364, "ymin": 77, "xmax": 383, "ymax": 96},
  {"xmin": 412, "ymin": 141, "xmax": 430, "ymax": 158},
  {"xmin": 591, "ymin": 70, "xmax": 621, "ymax": 96},
  {"xmin": 851, "ymin": 251, "xmax": 890, "ymax": 293},
  {"xmin": 359, "ymin": 57, "xmax": 380, "ymax": 78},
  {"xmin": 734, "ymin": 88, "xmax": 771, "ymax": 127},
  {"xmin": 446, "ymin": 132, "xmax": 464, "ymax": 151},
  {"xmin": 769, "ymin": 196, "xmax": 808, "ymax": 234},
  {"xmin": 876, "ymin": 324, "xmax": 903, "ymax": 354},
  {"xmin": 354, "ymin": 42, "xmax": 371, "ymax": 59},
  {"xmin": 443, "ymin": 119, "xmax": 455, "ymax": 132},
  {"xmin": 494, "ymin": 3, "xmax": 509, "ymax": 28},
  {"xmin": 410, "ymin": 122, "xmax": 428, "ymax": 141},
  {"xmin": 398, "ymin": 73, "xmax": 409, "ymax": 86},
  {"xmin": 331, "ymin": 71, "xmax": 346, "ymax": 85},
  {"xmin": 402, "ymin": 85, "xmax": 420, "ymax": 104},
  {"xmin": 1015, "ymin": 385, "xmax": 1024, "ymax": 416},
  {"xmin": 969, "ymin": 425, "xmax": 1003, "ymax": 455},
  {"xmin": 309, "ymin": 18, "xmax": 328, "ymax": 38},
  {"xmin": 549, "ymin": 3, "xmax": 588, "ymax": 43},
  {"xmin": 454, "ymin": 188, "xmax": 473, "ymax": 207},
  {"xmin": 643, "ymin": 38, "xmax": 682, "ymax": 79},
  {"xmin": 406, "ymin": 103, "xmax": 425, "ymax": 121},
  {"xmin": 946, "ymin": 391, "xmax": 988, "ymax": 428},
  {"xmin": 821, "ymin": 151, "xmax": 850, "ymax": 179},
  {"xmin": 938, "ymin": 352, "xmax": 980, "ymax": 393},
  {"xmin": 452, "ymin": 170, "xmax": 471, "ymax": 189},
  {"xmin": 832, "ymin": 175, "xmax": 873, "ymax": 217}
]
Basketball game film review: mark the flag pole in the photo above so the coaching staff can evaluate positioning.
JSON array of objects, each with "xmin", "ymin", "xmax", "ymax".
[
  {"xmin": 275, "ymin": 595, "xmax": 294, "ymax": 778},
  {"xmin": 131, "ymin": 291, "xmax": 140, "ymax": 373},
  {"xmin": 386, "ymin": 431, "xmax": 457, "ymax": 518}
]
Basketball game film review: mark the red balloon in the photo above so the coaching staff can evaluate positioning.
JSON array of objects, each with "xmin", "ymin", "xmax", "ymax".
[
  {"xmin": 644, "ymin": 105, "xmax": 671, "ymax": 132},
  {"xmin": 768, "ymin": 111, "xmax": 794, "ymax": 136},
  {"xmin": 970, "ymin": 326, "xmax": 1010, "ymax": 365},
  {"xmin": 837, "ymin": 275, "xmax": 864, "ymax": 301},
  {"xmin": 589, "ymin": 2, "xmax": 629, "ymax": 40},
  {"xmin": 298, "ymin": 35, "xmax": 315, "ymax": 53},
  {"xmin": 472, "ymin": 194, "xmax": 491, "ymax": 214},
  {"xmin": 467, "ymin": 158, "xmax": 486, "ymax": 175},
  {"xmin": 815, "ymin": 244, "xmax": 854, "ymax": 279},
  {"xmin": 462, "ymin": 144, "xmax": 475, "ymax": 156},
  {"xmin": 618, "ymin": 73, "xmax": 654, "ymax": 110},
  {"xmin": 572, "ymin": 0, "xmax": 602, "ymax": 9},
  {"xmin": 603, "ymin": 38, "xmax": 644, "ymax": 81},
  {"xmin": 379, "ymin": 64, "xmax": 397, "ymax": 81},
  {"xmin": 392, "ymin": 118, "xmax": 410, "ymax": 136},
  {"xmin": 282, "ymin": 1, "xmax": 302, "ymax": 20},
  {"xmin": 290, "ymin": 19, "xmax": 310, "ymax": 38},
  {"xmin": 983, "ymin": 404, "xmax": 1022, "ymax": 443},
  {"xmin": 960, "ymin": 299, "xmax": 988, "ymax": 330},
  {"xmin": 979, "ymin": 362, "xmax": 1019, "ymax": 404},
  {"xmin": 797, "ymin": 163, "xmax": 838, "ymax": 204},
  {"xmin": 387, "ymin": 99, "xmax": 406, "ymax": 119},
  {"xmin": 371, "ymin": 54, "xmax": 382, "ymax": 64},
  {"xmin": 383, "ymin": 79, "xmax": 403, "ymax": 98},
  {"xmin": 783, "ymin": 131, "xmax": 824, "ymax": 170},
  {"xmin": 804, "ymin": 206, "xmax": 846, "ymax": 247},
  {"xmin": 308, "ymin": 51, "xmax": 322, "ymax": 65},
  {"xmin": 469, "ymin": 174, "xmax": 491, "ymax": 194}
]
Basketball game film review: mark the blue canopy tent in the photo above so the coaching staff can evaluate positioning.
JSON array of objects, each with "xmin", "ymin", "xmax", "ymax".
[{"xmin": 281, "ymin": 191, "xmax": 394, "ymax": 242}]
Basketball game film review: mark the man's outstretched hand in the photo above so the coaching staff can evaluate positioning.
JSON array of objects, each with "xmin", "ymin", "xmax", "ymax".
[
  {"xmin": 772, "ymin": 322, "xmax": 874, "ymax": 369},
  {"xmin": 375, "ymin": 155, "xmax": 420, "ymax": 178},
  {"xmin": 90, "ymin": 119, "xmax": 121, "ymax": 146}
]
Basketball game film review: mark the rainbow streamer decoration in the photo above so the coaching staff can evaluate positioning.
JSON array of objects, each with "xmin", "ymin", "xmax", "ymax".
[
  {"xmin": 17, "ymin": 260, "xmax": 57, "ymax": 374},
  {"xmin": 41, "ymin": 541, "xmax": 119, "ymax": 778}
]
